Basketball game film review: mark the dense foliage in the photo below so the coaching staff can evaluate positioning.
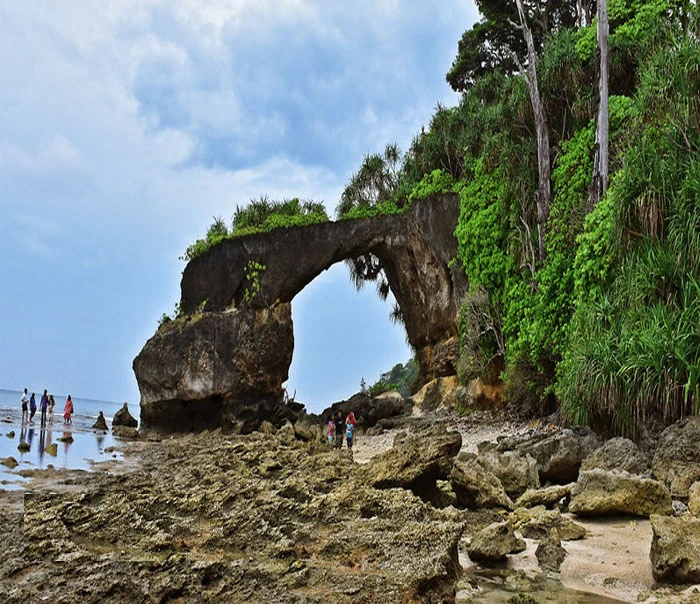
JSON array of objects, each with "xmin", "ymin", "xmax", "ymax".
[
  {"xmin": 362, "ymin": 358, "xmax": 419, "ymax": 398},
  {"xmin": 181, "ymin": 197, "xmax": 328, "ymax": 261},
  {"xmin": 348, "ymin": 0, "xmax": 698, "ymax": 433}
]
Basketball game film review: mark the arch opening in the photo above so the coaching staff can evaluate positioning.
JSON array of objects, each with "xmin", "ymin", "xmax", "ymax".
[{"xmin": 285, "ymin": 263, "xmax": 412, "ymax": 415}]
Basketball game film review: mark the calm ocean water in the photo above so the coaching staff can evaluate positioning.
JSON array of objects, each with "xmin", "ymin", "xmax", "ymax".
[{"xmin": 0, "ymin": 388, "xmax": 139, "ymax": 490}]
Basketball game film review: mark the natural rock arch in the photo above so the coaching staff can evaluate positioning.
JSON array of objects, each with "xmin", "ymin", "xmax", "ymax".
[{"xmin": 133, "ymin": 194, "xmax": 466, "ymax": 433}]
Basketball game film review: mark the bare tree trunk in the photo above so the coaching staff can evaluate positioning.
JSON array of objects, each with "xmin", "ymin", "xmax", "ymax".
[
  {"xmin": 512, "ymin": 0, "xmax": 551, "ymax": 264},
  {"xmin": 591, "ymin": 0, "xmax": 610, "ymax": 207}
]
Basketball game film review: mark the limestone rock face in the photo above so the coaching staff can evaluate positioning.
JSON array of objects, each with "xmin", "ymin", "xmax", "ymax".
[
  {"xmin": 466, "ymin": 520, "xmax": 525, "ymax": 562},
  {"xmin": 581, "ymin": 437, "xmax": 649, "ymax": 475},
  {"xmin": 569, "ymin": 469, "xmax": 672, "ymax": 517},
  {"xmin": 450, "ymin": 453, "xmax": 513, "ymax": 509},
  {"xmin": 478, "ymin": 449, "xmax": 540, "ymax": 499},
  {"xmin": 652, "ymin": 416, "xmax": 700, "ymax": 498},
  {"xmin": 409, "ymin": 375, "xmax": 460, "ymax": 416},
  {"xmin": 650, "ymin": 514, "xmax": 700, "ymax": 583},
  {"xmin": 515, "ymin": 484, "xmax": 573, "ymax": 510},
  {"xmin": 359, "ymin": 425, "xmax": 462, "ymax": 498},
  {"xmin": 134, "ymin": 305, "xmax": 293, "ymax": 433},
  {"xmin": 689, "ymin": 481, "xmax": 700, "ymax": 517},
  {"xmin": 113, "ymin": 403, "xmax": 138, "ymax": 427},
  {"xmin": 498, "ymin": 427, "xmax": 600, "ymax": 484}
]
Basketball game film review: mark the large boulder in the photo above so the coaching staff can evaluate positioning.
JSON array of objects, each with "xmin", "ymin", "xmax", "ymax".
[
  {"xmin": 569, "ymin": 469, "xmax": 672, "ymax": 517},
  {"xmin": 408, "ymin": 375, "xmax": 460, "ymax": 416},
  {"xmin": 689, "ymin": 481, "xmax": 700, "ymax": 517},
  {"xmin": 450, "ymin": 453, "xmax": 513, "ymax": 509},
  {"xmin": 320, "ymin": 391, "xmax": 409, "ymax": 431},
  {"xmin": 580, "ymin": 437, "xmax": 649, "ymax": 475},
  {"xmin": 515, "ymin": 484, "xmax": 573, "ymax": 510},
  {"xmin": 112, "ymin": 404, "xmax": 137, "ymax": 427},
  {"xmin": 478, "ymin": 449, "xmax": 540, "ymax": 499},
  {"xmin": 466, "ymin": 520, "xmax": 525, "ymax": 562},
  {"xmin": 511, "ymin": 506, "xmax": 587, "ymax": 541},
  {"xmin": 650, "ymin": 514, "xmax": 700, "ymax": 583},
  {"xmin": 497, "ymin": 427, "xmax": 601, "ymax": 484},
  {"xmin": 358, "ymin": 425, "xmax": 462, "ymax": 498},
  {"xmin": 652, "ymin": 416, "xmax": 700, "ymax": 498},
  {"xmin": 134, "ymin": 305, "xmax": 293, "ymax": 434}
]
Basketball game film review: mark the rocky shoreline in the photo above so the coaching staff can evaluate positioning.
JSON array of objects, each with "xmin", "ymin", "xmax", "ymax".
[{"xmin": 1, "ymin": 412, "xmax": 699, "ymax": 603}]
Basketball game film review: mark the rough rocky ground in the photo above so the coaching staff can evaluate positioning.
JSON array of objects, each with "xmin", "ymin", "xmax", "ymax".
[{"xmin": 1, "ymin": 412, "xmax": 698, "ymax": 603}]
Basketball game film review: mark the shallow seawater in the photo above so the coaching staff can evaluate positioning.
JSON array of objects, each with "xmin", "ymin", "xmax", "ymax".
[
  {"xmin": 0, "ymin": 412, "xmax": 125, "ymax": 489},
  {"xmin": 457, "ymin": 565, "xmax": 626, "ymax": 603}
]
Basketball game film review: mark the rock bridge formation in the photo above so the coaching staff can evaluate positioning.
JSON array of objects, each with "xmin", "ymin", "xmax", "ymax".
[{"xmin": 133, "ymin": 193, "xmax": 467, "ymax": 433}]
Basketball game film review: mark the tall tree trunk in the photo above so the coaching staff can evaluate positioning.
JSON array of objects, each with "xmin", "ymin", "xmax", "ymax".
[
  {"xmin": 591, "ymin": 0, "xmax": 610, "ymax": 207},
  {"xmin": 513, "ymin": 0, "xmax": 551, "ymax": 264}
]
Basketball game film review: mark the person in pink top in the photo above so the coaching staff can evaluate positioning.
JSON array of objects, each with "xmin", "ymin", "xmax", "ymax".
[{"xmin": 63, "ymin": 395, "xmax": 74, "ymax": 424}]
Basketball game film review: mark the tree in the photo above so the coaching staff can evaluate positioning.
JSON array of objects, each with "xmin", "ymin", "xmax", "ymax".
[
  {"xmin": 511, "ymin": 0, "xmax": 552, "ymax": 263},
  {"xmin": 590, "ymin": 0, "xmax": 610, "ymax": 207}
]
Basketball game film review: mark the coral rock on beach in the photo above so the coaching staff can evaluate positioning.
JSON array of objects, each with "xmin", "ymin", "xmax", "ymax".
[{"xmin": 112, "ymin": 403, "xmax": 138, "ymax": 428}]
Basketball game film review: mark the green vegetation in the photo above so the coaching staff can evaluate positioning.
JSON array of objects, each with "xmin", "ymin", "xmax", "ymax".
[
  {"xmin": 344, "ymin": 0, "xmax": 699, "ymax": 435},
  {"xmin": 181, "ymin": 197, "xmax": 328, "ymax": 262},
  {"xmin": 362, "ymin": 358, "xmax": 419, "ymax": 398}
]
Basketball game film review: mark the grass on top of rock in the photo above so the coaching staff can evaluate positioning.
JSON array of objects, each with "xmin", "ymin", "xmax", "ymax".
[{"xmin": 181, "ymin": 196, "xmax": 329, "ymax": 262}]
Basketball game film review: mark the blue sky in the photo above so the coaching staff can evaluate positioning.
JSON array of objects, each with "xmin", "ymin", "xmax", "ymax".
[{"xmin": 0, "ymin": 1, "xmax": 477, "ymax": 414}]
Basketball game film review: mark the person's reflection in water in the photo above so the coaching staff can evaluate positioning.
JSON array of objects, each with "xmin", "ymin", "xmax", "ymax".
[
  {"xmin": 39, "ymin": 428, "xmax": 46, "ymax": 464},
  {"xmin": 19, "ymin": 426, "xmax": 28, "ymax": 452},
  {"xmin": 62, "ymin": 432, "xmax": 72, "ymax": 454},
  {"xmin": 27, "ymin": 427, "xmax": 35, "ymax": 450},
  {"xmin": 95, "ymin": 431, "xmax": 105, "ymax": 454}
]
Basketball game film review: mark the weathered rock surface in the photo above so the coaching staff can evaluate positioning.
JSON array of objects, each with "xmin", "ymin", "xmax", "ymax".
[
  {"xmin": 569, "ymin": 469, "xmax": 672, "ymax": 517},
  {"xmin": 650, "ymin": 514, "xmax": 700, "ymax": 583},
  {"xmin": 409, "ymin": 375, "xmax": 460, "ymax": 415},
  {"xmin": 0, "ymin": 456, "xmax": 18, "ymax": 469},
  {"xmin": 536, "ymin": 533, "xmax": 567, "ymax": 573},
  {"xmin": 134, "ymin": 305, "xmax": 294, "ymax": 434},
  {"xmin": 466, "ymin": 520, "xmax": 525, "ymax": 562},
  {"xmin": 477, "ymin": 449, "xmax": 540, "ymax": 499},
  {"xmin": 689, "ymin": 481, "xmax": 700, "ymax": 517},
  {"xmin": 0, "ymin": 430, "xmax": 487, "ymax": 603},
  {"xmin": 580, "ymin": 437, "xmax": 649, "ymax": 475},
  {"xmin": 92, "ymin": 411, "xmax": 109, "ymax": 431},
  {"xmin": 515, "ymin": 484, "xmax": 573, "ymax": 510},
  {"xmin": 113, "ymin": 403, "xmax": 138, "ymax": 427},
  {"xmin": 321, "ymin": 391, "xmax": 410, "ymax": 432},
  {"xmin": 511, "ymin": 506, "xmax": 587, "ymax": 541},
  {"xmin": 497, "ymin": 427, "xmax": 600, "ymax": 484},
  {"xmin": 358, "ymin": 425, "xmax": 462, "ymax": 500},
  {"xmin": 652, "ymin": 416, "xmax": 700, "ymax": 498},
  {"xmin": 450, "ymin": 453, "xmax": 513, "ymax": 509}
]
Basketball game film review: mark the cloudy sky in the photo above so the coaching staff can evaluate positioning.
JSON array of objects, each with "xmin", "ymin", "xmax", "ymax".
[{"xmin": 0, "ymin": 1, "xmax": 477, "ymax": 414}]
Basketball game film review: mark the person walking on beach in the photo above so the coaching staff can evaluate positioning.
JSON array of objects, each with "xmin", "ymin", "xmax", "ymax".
[
  {"xmin": 333, "ymin": 410, "xmax": 345, "ymax": 450},
  {"xmin": 63, "ymin": 395, "xmax": 74, "ymax": 424},
  {"xmin": 29, "ymin": 392, "xmax": 37, "ymax": 423},
  {"xmin": 21, "ymin": 388, "xmax": 29, "ymax": 424},
  {"xmin": 327, "ymin": 417, "xmax": 335, "ymax": 445},
  {"xmin": 346, "ymin": 410, "xmax": 356, "ymax": 450},
  {"xmin": 40, "ymin": 389, "xmax": 49, "ymax": 426},
  {"xmin": 48, "ymin": 394, "xmax": 55, "ymax": 423}
]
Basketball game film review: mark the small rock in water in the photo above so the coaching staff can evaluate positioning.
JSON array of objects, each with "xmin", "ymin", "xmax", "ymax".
[
  {"xmin": 45, "ymin": 443, "xmax": 58, "ymax": 456},
  {"xmin": 17, "ymin": 441, "xmax": 30, "ymax": 452},
  {"xmin": 57, "ymin": 435, "xmax": 74, "ymax": 443},
  {"xmin": 1, "ymin": 456, "xmax": 19, "ymax": 469},
  {"xmin": 6, "ymin": 431, "xmax": 15, "ymax": 438},
  {"xmin": 92, "ymin": 411, "xmax": 109, "ymax": 431}
]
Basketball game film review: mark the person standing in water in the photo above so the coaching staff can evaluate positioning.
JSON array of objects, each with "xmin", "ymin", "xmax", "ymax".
[
  {"xmin": 20, "ymin": 388, "xmax": 29, "ymax": 424},
  {"xmin": 48, "ymin": 394, "xmax": 55, "ymax": 424},
  {"xmin": 63, "ymin": 395, "xmax": 74, "ymax": 424},
  {"xmin": 40, "ymin": 389, "xmax": 49, "ymax": 426},
  {"xmin": 29, "ymin": 392, "xmax": 37, "ymax": 423}
]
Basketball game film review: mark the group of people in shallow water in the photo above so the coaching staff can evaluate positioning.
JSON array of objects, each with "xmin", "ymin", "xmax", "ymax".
[
  {"xmin": 20, "ymin": 388, "xmax": 74, "ymax": 426},
  {"xmin": 328, "ymin": 409, "xmax": 356, "ymax": 449}
]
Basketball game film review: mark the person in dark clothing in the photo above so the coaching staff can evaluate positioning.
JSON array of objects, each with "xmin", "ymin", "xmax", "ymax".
[
  {"xmin": 333, "ymin": 410, "xmax": 345, "ymax": 450},
  {"xmin": 40, "ymin": 389, "xmax": 49, "ymax": 426}
]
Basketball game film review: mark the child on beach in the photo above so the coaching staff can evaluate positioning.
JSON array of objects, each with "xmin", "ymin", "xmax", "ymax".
[
  {"xmin": 48, "ymin": 394, "xmax": 55, "ymax": 423},
  {"xmin": 63, "ymin": 395, "xmax": 74, "ymax": 424},
  {"xmin": 346, "ymin": 420, "xmax": 355, "ymax": 449},
  {"xmin": 327, "ymin": 418, "xmax": 335, "ymax": 445}
]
